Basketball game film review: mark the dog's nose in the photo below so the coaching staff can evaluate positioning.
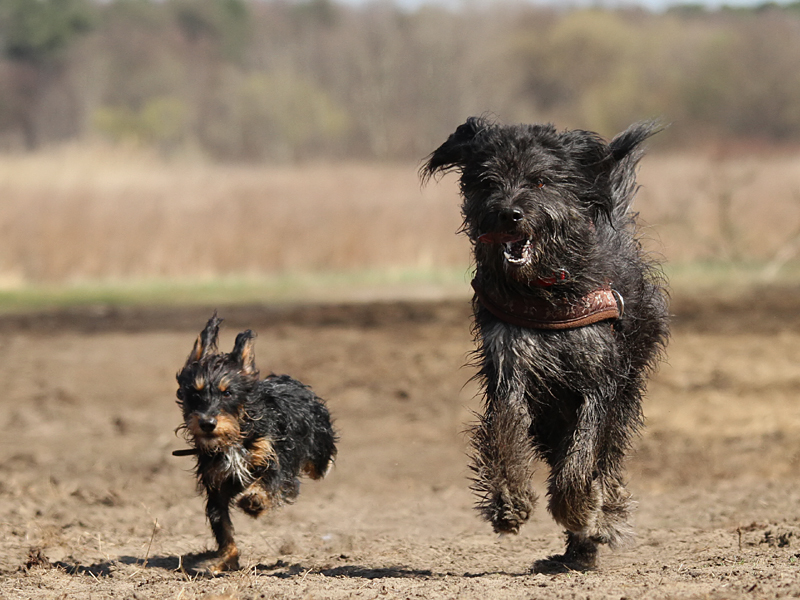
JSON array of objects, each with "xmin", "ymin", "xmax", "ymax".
[
  {"xmin": 498, "ymin": 208, "xmax": 524, "ymax": 227},
  {"xmin": 198, "ymin": 416, "xmax": 217, "ymax": 433}
]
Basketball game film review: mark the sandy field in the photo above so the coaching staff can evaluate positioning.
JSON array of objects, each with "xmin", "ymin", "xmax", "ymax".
[{"xmin": 1, "ymin": 290, "xmax": 800, "ymax": 599}]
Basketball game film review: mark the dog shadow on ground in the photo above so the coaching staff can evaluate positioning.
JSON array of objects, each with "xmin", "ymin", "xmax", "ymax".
[
  {"xmin": 50, "ymin": 554, "xmax": 544, "ymax": 580},
  {"xmin": 254, "ymin": 560, "xmax": 537, "ymax": 580},
  {"xmin": 531, "ymin": 555, "xmax": 589, "ymax": 574},
  {"xmin": 50, "ymin": 560, "xmax": 117, "ymax": 577},
  {"xmin": 49, "ymin": 553, "xmax": 211, "ymax": 578},
  {"xmin": 255, "ymin": 560, "xmax": 435, "ymax": 580},
  {"xmin": 53, "ymin": 554, "xmax": 438, "ymax": 579}
]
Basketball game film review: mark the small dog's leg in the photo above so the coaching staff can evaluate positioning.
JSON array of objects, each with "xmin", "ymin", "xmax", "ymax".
[
  {"xmin": 206, "ymin": 492, "xmax": 239, "ymax": 573},
  {"xmin": 470, "ymin": 390, "xmax": 537, "ymax": 534}
]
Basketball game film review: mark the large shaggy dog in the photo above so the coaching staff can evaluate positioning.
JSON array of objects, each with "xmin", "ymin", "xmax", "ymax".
[{"xmin": 421, "ymin": 117, "xmax": 669, "ymax": 569}]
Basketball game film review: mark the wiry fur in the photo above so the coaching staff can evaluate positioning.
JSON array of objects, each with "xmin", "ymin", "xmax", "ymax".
[
  {"xmin": 421, "ymin": 117, "xmax": 669, "ymax": 570},
  {"xmin": 175, "ymin": 313, "xmax": 337, "ymax": 573}
]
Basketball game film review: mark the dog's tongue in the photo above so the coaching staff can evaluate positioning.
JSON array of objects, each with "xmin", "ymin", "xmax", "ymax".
[{"xmin": 478, "ymin": 232, "xmax": 526, "ymax": 244}]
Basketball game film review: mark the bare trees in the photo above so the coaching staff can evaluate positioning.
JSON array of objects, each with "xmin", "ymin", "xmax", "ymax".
[
  {"xmin": 0, "ymin": 0, "xmax": 95, "ymax": 149},
  {"xmin": 1, "ymin": 1, "xmax": 800, "ymax": 159}
]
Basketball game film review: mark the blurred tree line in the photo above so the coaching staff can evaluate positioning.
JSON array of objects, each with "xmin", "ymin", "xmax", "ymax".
[{"xmin": 1, "ymin": 0, "xmax": 800, "ymax": 161}]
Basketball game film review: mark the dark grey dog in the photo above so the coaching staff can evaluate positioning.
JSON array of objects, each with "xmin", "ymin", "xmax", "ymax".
[{"xmin": 421, "ymin": 117, "xmax": 669, "ymax": 570}]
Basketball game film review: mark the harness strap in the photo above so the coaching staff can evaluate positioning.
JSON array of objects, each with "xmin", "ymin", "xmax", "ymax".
[{"xmin": 471, "ymin": 280, "xmax": 623, "ymax": 330}]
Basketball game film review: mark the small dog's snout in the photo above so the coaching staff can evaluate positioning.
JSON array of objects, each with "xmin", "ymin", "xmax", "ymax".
[{"xmin": 198, "ymin": 416, "xmax": 217, "ymax": 433}]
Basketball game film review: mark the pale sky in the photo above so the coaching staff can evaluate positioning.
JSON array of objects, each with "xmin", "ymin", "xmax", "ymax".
[{"xmin": 338, "ymin": 0, "xmax": 795, "ymax": 11}]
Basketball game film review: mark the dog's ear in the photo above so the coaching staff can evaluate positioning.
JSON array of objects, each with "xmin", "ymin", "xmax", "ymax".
[
  {"xmin": 187, "ymin": 312, "xmax": 222, "ymax": 364},
  {"xmin": 231, "ymin": 330, "xmax": 258, "ymax": 377},
  {"xmin": 606, "ymin": 120, "xmax": 665, "ymax": 217},
  {"xmin": 609, "ymin": 120, "xmax": 664, "ymax": 162},
  {"xmin": 420, "ymin": 117, "xmax": 489, "ymax": 183},
  {"xmin": 561, "ymin": 128, "xmax": 617, "ymax": 221}
]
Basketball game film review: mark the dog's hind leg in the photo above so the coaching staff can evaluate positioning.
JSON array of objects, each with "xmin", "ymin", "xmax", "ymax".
[
  {"xmin": 470, "ymin": 387, "xmax": 538, "ymax": 535},
  {"xmin": 236, "ymin": 480, "xmax": 276, "ymax": 517}
]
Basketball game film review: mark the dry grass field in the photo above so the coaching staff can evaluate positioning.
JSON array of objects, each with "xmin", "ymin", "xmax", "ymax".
[
  {"xmin": 2, "ymin": 145, "xmax": 800, "ymax": 295},
  {"xmin": 0, "ymin": 147, "xmax": 466, "ymax": 288}
]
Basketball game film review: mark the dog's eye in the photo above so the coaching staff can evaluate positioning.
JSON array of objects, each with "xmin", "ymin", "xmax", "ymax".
[
  {"xmin": 176, "ymin": 389, "xmax": 184, "ymax": 400},
  {"xmin": 221, "ymin": 390, "xmax": 232, "ymax": 398},
  {"xmin": 534, "ymin": 178, "xmax": 545, "ymax": 189}
]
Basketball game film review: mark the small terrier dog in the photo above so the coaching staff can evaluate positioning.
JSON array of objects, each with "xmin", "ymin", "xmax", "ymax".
[
  {"xmin": 175, "ymin": 314, "xmax": 337, "ymax": 573},
  {"xmin": 422, "ymin": 117, "xmax": 669, "ymax": 570}
]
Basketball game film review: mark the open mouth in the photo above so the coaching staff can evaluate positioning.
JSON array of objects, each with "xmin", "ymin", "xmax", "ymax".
[
  {"xmin": 477, "ymin": 232, "xmax": 533, "ymax": 265},
  {"xmin": 193, "ymin": 433, "xmax": 217, "ymax": 447},
  {"xmin": 502, "ymin": 238, "xmax": 532, "ymax": 265},
  {"xmin": 193, "ymin": 435, "xmax": 238, "ymax": 456}
]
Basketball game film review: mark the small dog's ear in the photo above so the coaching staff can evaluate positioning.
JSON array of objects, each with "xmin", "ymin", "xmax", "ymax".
[
  {"xmin": 188, "ymin": 312, "xmax": 222, "ymax": 364},
  {"xmin": 420, "ymin": 116, "xmax": 489, "ymax": 183},
  {"xmin": 231, "ymin": 330, "xmax": 258, "ymax": 376}
]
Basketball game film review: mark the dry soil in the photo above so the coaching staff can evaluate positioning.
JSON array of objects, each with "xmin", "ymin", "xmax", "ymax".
[{"xmin": 1, "ymin": 291, "xmax": 800, "ymax": 599}]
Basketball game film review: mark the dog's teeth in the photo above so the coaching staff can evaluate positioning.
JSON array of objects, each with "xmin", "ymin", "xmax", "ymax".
[{"xmin": 503, "ymin": 239, "xmax": 531, "ymax": 264}]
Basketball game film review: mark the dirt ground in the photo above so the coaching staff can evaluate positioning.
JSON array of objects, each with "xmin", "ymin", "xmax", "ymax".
[{"xmin": 2, "ymin": 290, "xmax": 800, "ymax": 599}]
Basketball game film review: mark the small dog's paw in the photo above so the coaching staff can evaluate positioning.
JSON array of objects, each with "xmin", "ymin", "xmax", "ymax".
[
  {"xmin": 208, "ymin": 552, "xmax": 240, "ymax": 574},
  {"xmin": 235, "ymin": 483, "xmax": 276, "ymax": 518},
  {"xmin": 237, "ymin": 492, "xmax": 268, "ymax": 517}
]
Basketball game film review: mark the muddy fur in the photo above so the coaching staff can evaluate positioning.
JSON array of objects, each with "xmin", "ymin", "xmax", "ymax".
[{"xmin": 421, "ymin": 117, "xmax": 669, "ymax": 569}]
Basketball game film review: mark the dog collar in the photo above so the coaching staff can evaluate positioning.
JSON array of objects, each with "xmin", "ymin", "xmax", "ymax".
[
  {"xmin": 534, "ymin": 269, "xmax": 569, "ymax": 287},
  {"xmin": 471, "ymin": 279, "xmax": 623, "ymax": 330}
]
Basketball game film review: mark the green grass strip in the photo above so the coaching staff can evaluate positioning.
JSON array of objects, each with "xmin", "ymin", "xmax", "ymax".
[{"xmin": 0, "ymin": 267, "xmax": 474, "ymax": 312}]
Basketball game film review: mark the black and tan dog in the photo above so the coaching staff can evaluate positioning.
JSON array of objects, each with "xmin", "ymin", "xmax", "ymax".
[
  {"xmin": 175, "ymin": 314, "xmax": 337, "ymax": 573},
  {"xmin": 422, "ymin": 117, "xmax": 669, "ymax": 570}
]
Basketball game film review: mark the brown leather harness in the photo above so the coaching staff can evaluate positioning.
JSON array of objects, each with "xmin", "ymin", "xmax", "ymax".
[{"xmin": 471, "ymin": 279, "xmax": 624, "ymax": 330}]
